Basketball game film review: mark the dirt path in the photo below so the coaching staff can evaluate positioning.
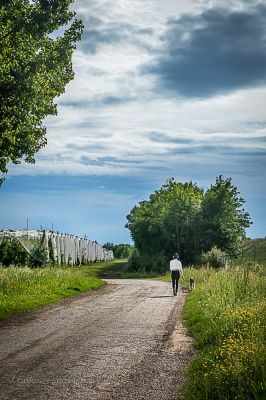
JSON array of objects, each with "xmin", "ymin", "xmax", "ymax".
[{"xmin": 0, "ymin": 279, "xmax": 194, "ymax": 400}]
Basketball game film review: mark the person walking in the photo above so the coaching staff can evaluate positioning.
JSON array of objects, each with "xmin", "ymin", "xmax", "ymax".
[{"xmin": 170, "ymin": 253, "xmax": 184, "ymax": 296}]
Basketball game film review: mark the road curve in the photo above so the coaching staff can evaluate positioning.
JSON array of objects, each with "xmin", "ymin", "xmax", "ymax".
[{"xmin": 0, "ymin": 279, "xmax": 194, "ymax": 400}]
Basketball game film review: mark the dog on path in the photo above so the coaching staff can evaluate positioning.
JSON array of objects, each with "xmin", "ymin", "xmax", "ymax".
[{"xmin": 189, "ymin": 277, "xmax": 195, "ymax": 291}]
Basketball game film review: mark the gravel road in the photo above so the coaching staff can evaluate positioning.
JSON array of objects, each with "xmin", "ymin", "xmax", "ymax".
[{"xmin": 0, "ymin": 279, "xmax": 194, "ymax": 400}]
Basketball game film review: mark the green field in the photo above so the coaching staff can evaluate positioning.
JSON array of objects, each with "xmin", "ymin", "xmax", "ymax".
[{"xmin": 0, "ymin": 260, "xmax": 127, "ymax": 320}]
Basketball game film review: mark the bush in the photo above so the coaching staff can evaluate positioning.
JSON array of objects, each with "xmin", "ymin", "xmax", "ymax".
[
  {"xmin": 201, "ymin": 246, "xmax": 228, "ymax": 268},
  {"xmin": 0, "ymin": 238, "xmax": 29, "ymax": 267}
]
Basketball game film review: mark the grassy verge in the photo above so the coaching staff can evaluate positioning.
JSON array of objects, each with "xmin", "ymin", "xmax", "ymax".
[
  {"xmin": 0, "ymin": 259, "xmax": 127, "ymax": 320},
  {"xmin": 182, "ymin": 263, "xmax": 265, "ymax": 400}
]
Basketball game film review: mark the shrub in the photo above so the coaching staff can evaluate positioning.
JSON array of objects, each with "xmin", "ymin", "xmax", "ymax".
[
  {"xmin": 201, "ymin": 246, "xmax": 228, "ymax": 268},
  {"xmin": 0, "ymin": 238, "xmax": 29, "ymax": 267}
]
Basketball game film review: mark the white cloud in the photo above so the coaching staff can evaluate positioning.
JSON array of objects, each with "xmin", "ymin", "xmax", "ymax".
[
  {"xmin": 9, "ymin": 83, "xmax": 265, "ymax": 179},
  {"xmin": 8, "ymin": 0, "xmax": 265, "ymax": 181}
]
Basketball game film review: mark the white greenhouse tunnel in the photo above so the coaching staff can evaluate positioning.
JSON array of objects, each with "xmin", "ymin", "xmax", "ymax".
[{"xmin": 0, "ymin": 230, "xmax": 114, "ymax": 265}]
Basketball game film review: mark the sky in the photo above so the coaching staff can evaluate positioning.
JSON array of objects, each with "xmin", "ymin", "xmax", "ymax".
[{"xmin": 1, "ymin": 0, "xmax": 266, "ymax": 244}]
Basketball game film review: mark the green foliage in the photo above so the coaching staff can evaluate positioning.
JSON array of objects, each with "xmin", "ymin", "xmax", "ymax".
[
  {"xmin": 103, "ymin": 242, "xmax": 133, "ymax": 259},
  {"xmin": 0, "ymin": 237, "xmax": 29, "ymax": 266},
  {"xmin": 201, "ymin": 246, "xmax": 228, "ymax": 268},
  {"xmin": 201, "ymin": 176, "xmax": 252, "ymax": 257},
  {"xmin": 0, "ymin": 0, "xmax": 83, "ymax": 182},
  {"xmin": 126, "ymin": 178, "xmax": 203, "ymax": 264},
  {"xmin": 126, "ymin": 176, "xmax": 252, "ymax": 267},
  {"xmin": 182, "ymin": 263, "xmax": 265, "ymax": 400}
]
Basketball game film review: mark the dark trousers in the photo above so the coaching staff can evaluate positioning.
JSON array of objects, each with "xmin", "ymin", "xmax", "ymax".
[{"xmin": 171, "ymin": 270, "xmax": 180, "ymax": 292}]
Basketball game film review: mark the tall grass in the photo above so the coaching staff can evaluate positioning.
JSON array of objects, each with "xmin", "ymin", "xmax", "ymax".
[
  {"xmin": 182, "ymin": 262, "xmax": 266, "ymax": 400},
  {"xmin": 0, "ymin": 260, "xmax": 126, "ymax": 320}
]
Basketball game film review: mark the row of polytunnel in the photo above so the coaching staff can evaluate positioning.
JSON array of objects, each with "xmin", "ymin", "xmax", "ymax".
[{"xmin": 0, "ymin": 230, "xmax": 114, "ymax": 265}]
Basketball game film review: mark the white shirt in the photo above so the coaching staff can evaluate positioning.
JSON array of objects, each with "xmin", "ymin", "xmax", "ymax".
[{"xmin": 170, "ymin": 259, "xmax": 183, "ymax": 271}]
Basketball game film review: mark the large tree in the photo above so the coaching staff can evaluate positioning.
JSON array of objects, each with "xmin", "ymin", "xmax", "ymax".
[
  {"xmin": 126, "ymin": 179, "xmax": 203, "ymax": 264},
  {"xmin": 126, "ymin": 176, "xmax": 252, "ymax": 265},
  {"xmin": 201, "ymin": 175, "xmax": 252, "ymax": 257},
  {"xmin": 0, "ymin": 0, "xmax": 83, "ymax": 183}
]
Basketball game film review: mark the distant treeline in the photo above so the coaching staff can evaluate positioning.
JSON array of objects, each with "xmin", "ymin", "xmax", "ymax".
[
  {"xmin": 103, "ymin": 243, "xmax": 133, "ymax": 259},
  {"xmin": 126, "ymin": 176, "xmax": 252, "ymax": 271}
]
